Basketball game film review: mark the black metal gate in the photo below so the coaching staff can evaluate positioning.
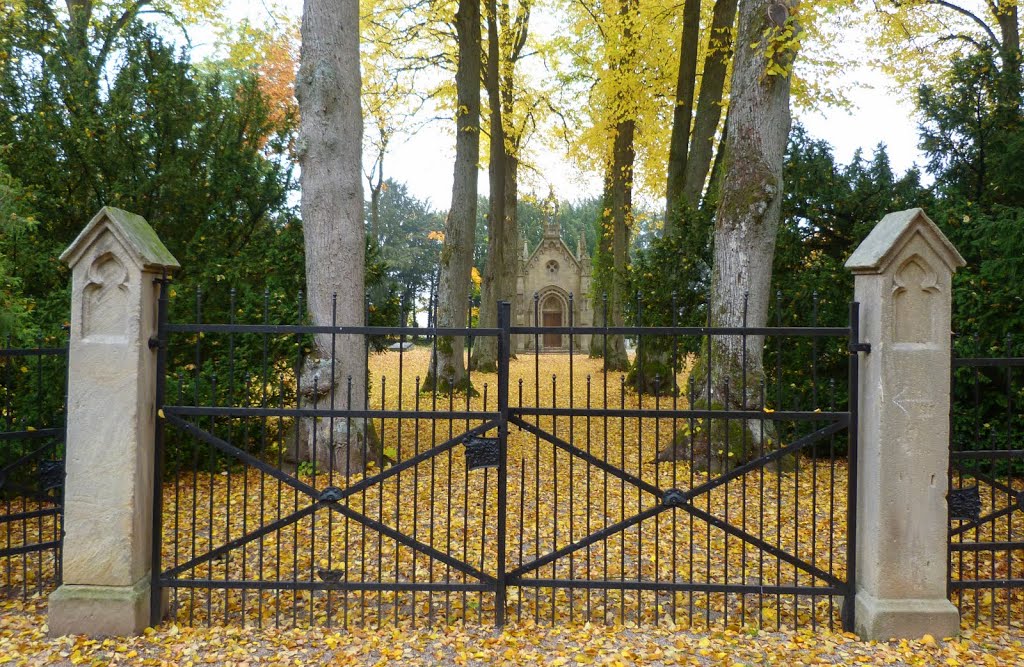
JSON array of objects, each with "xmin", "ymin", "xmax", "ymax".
[
  {"xmin": 1, "ymin": 334, "xmax": 67, "ymax": 598},
  {"xmin": 152, "ymin": 286, "xmax": 860, "ymax": 631},
  {"xmin": 948, "ymin": 336, "xmax": 1024, "ymax": 627},
  {"xmin": 502, "ymin": 300, "xmax": 860, "ymax": 630}
]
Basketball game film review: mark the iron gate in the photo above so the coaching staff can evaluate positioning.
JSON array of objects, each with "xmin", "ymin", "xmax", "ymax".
[
  {"xmin": 0, "ymin": 334, "xmax": 67, "ymax": 598},
  {"xmin": 948, "ymin": 335, "xmax": 1024, "ymax": 627},
  {"xmin": 152, "ymin": 287, "xmax": 860, "ymax": 630}
]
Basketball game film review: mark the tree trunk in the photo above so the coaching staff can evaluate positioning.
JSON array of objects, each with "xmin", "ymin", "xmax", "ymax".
[
  {"xmin": 994, "ymin": 2, "xmax": 1021, "ymax": 115},
  {"xmin": 681, "ymin": 0, "xmax": 739, "ymax": 208},
  {"xmin": 589, "ymin": 175, "xmax": 613, "ymax": 358},
  {"xmin": 295, "ymin": 0, "xmax": 376, "ymax": 474},
  {"xmin": 471, "ymin": 0, "xmax": 508, "ymax": 373},
  {"xmin": 660, "ymin": 0, "xmax": 797, "ymax": 468},
  {"xmin": 472, "ymin": 0, "xmax": 529, "ymax": 372},
  {"xmin": 367, "ymin": 147, "xmax": 385, "ymax": 244},
  {"xmin": 665, "ymin": 0, "xmax": 701, "ymax": 221},
  {"xmin": 605, "ymin": 114, "xmax": 633, "ymax": 372},
  {"xmin": 996, "ymin": 2, "xmax": 1020, "ymax": 58},
  {"xmin": 597, "ymin": 0, "xmax": 637, "ymax": 372},
  {"xmin": 708, "ymin": 0, "xmax": 795, "ymax": 443},
  {"xmin": 424, "ymin": 0, "xmax": 481, "ymax": 393}
]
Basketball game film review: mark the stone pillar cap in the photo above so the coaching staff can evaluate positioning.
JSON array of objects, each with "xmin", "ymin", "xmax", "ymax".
[
  {"xmin": 59, "ymin": 206, "xmax": 180, "ymax": 272},
  {"xmin": 845, "ymin": 207, "xmax": 965, "ymax": 275}
]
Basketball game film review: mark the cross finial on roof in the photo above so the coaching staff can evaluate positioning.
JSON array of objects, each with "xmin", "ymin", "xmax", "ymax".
[{"xmin": 543, "ymin": 186, "xmax": 560, "ymax": 239}]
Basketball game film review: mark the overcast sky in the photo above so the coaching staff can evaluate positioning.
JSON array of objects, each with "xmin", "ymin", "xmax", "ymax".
[{"xmin": 203, "ymin": 1, "xmax": 927, "ymax": 211}]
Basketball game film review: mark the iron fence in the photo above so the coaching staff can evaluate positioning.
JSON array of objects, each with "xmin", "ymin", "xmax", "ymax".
[
  {"xmin": 948, "ymin": 334, "xmax": 1024, "ymax": 627},
  {"xmin": 151, "ymin": 283, "xmax": 861, "ymax": 631},
  {"xmin": 0, "ymin": 333, "xmax": 67, "ymax": 599}
]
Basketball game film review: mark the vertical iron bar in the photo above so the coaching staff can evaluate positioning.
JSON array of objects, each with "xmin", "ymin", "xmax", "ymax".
[
  {"xmin": 495, "ymin": 301, "xmax": 511, "ymax": 626},
  {"xmin": 150, "ymin": 272, "xmax": 170, "ymax": 626},
  {"xmin": 495, "ymin": 303, "xmax": 512, "ymax": 627},
  {"xmin": 843, "ymin": 301, "xmax": 861, "ymax": 632}
]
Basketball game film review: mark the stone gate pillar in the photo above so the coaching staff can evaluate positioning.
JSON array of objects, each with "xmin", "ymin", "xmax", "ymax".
[
  {"xmin": 845, "ymin": 208, "xmax": 964, "ymax": 640},
  {"xmin": 48, "ymin": 207, "xmax": 179, "ymax": 636}
]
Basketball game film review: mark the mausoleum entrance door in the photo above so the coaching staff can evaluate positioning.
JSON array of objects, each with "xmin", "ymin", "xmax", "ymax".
[{"xmin": 541, "ymin": 294, "xmax": 563, "ymax": 349}]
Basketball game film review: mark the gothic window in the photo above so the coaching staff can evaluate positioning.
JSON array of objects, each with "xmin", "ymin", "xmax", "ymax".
[{"xmin": 546, "ymin": 260, "xmax": 559, "ymax": 275}]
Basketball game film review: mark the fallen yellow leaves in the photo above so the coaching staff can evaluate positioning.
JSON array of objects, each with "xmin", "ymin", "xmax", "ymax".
[
  {"xmin": 2, "ymin": 597, "xmax": 1024, "ymax": 666},
  {"xmin": 158, "ymin": 349, "xmax": 859, "ymax": 630},
  {"xmin": 144, "ymin": 348, "xmax": 1024, "ymax": 631}
]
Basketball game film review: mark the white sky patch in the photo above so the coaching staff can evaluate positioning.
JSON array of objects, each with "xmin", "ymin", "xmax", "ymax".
[{"xmin": 191, "ymin": 1, "xmax": 927, "ymax": 209}]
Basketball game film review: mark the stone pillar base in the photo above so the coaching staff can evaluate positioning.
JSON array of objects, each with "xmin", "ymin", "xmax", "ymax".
[
  {"xmin": 855, "ymin": 590, "xmax": 960, "ymax": 641},
  {"xmin": 48, "ymin": 575, "xmax": 153, "ymax": 637}
]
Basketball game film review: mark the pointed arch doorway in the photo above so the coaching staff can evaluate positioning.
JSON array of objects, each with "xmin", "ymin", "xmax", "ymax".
[{"xmin": 541, "ymin": 292, "xmax": 564, "ymax": 350}]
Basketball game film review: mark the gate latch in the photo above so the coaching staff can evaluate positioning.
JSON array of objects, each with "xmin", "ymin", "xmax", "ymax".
[
  {"xmin": 662, "ymin": 488, "xmax": 687, "ymax": 507},
  {"xmin": 465, "ymin": 437, "xmax": 500, "ymax": 471},
  {"xmin": 948, "ymin": 486, "xmax": 981, "ymax": 522}
]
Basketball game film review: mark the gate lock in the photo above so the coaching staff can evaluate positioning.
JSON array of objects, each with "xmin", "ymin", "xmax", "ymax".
[
  {"xmin": 662, "ymin": 488, "xmax": 687, "ymax": 507},
  {"xmin": 464, "ymin": 437, "xmax": 500, "ymax": 471}
]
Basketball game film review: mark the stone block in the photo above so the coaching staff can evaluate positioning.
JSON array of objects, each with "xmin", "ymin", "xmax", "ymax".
[
  {"xmin": 855, "ymin": 590, "xmax": 960, "ymax": 641},
  {"xmin": 48, "ymin": 577, "xmax": 152, "ymax": 637}
]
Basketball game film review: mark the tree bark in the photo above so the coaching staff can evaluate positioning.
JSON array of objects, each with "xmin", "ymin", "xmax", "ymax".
[
  {"xmin": 472, "ymin": 0, "xmax": 529, "ymax": 372},
  {"xmin": 425, "ymin": 0, "xmax": 481, "ymax": 392},
  {"xmin": 996, "ymin": 1, "xmax": 1020, "ymax": 58},
  {"xmin": 665, "ymin": 0, "xmax": 701, "ymax": 221},
  {"xmin": 589, "ymin": 175, "xmax": 613, "ymax": 358},
  {"xmin": 661, "ymin": 0, "xmax": 797, "ymax": 467},
  {"xmin": 681, "ymin": 0, "xmax": 739, "ymax": 208},
  {"xmin": 472, "ymin": 0, "xmax": 507, "ymax": 373},
  {"xmin": 605, "ymin": 114, "xmax": 633, "ymax": 372},
  {"xmin": 598, "ymin": 0, "xmax": 637, "ymax": 372},
  {"xmin": 296, "ymin": 0, "xmax": 375, "ymax": 473},
  {"xmin": 710, "ymin": 0, "xmax": 796, "ymax": 440}
]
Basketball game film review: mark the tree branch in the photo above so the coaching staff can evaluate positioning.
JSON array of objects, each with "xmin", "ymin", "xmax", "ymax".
[
  {"xmin": 937, "ymin": 31, "xmax": 988, "ymax": 51},
  {"xmin": 96, "ymin": 1, "xmax": 151, "ymax": 71},
  {"xmin": 924, "ymin": 0, "xmax": 1000, "ymax": 46}
]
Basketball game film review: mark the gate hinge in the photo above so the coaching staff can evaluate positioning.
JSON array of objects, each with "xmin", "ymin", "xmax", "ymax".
[
  {"xmin": 850, "ymin": 342, "xmax": 871, "ymax": 354},
  {"xmin": 148, "ymin": 336, "xmax": 163, "ymax": 350}
]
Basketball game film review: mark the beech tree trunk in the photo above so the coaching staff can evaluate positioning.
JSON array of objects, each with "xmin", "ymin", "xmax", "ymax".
[
  {"xmin": 710, "ymin": 0, "xmax": 796, "ymax": 434},
  {"xmin": 472, "ymin": 0, "xmax": 529, "ymax": 372},
  {"xmin": 296, "ymin": 0, "xmax": 376, "ymax": 473},
  {"xmin": 425, "ymin": 0, "xmax": 481, "ymax": 392},
  {"xmin": 660, "ymin": 0, "xmax": 798, "ymax": 467},
  {"xmin": 664, "ymin": 0, "xmax": 701, "ymax": 219}
]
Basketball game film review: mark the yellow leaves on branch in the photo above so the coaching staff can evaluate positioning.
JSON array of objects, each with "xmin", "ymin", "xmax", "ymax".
[{"xmin": 218, "ymin": 17, "xmax": 300, "ymax": 138}]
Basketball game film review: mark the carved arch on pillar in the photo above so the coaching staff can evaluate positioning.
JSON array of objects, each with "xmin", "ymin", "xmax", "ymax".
[
  {"xmin": 892, "ymin": 253, "xmax": 939, "ymax": 344},
  {"xmin": 81, "ymin": 251, "xmax": 131, "ymax": 342}
]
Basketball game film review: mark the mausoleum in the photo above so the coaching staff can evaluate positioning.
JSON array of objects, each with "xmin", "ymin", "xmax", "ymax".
[{"xmin": 514, "ymin": 216, "xmax": 593, "ymax": 352}]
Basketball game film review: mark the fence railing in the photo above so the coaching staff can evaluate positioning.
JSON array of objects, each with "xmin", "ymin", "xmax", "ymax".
[
  {"xmin": 0, "ymin": 334, "xmax": 68, "ymax": 599},
  {"xmin": 948, "ymin": 335, "xmax": 1024, "ymax": 628},
  {"xmin": 151, "ymin": 286, "xmax": 858, "ymax": 631}
]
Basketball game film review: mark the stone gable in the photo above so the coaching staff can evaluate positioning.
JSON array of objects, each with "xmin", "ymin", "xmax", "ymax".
[{"xmin": 514, "ymin": 222, "xmax": 593, "ymax": 352}]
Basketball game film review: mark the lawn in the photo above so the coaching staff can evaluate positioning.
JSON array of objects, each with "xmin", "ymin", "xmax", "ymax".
[
  {"xmin": 156, "ymin": 347, "xmax": 850, "ymax": 630},
  {"xmin": 2, "ymin": 347, "xmax": 1023, "ymax": 654},
  {"xmin": 0, "ymin": 596, "xmax": 1023, "ymax": 666}
]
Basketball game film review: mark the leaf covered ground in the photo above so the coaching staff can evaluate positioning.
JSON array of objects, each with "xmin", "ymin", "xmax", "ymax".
[
  {"xmin": 3, "ymin": 349, "xmax": 1024, "ymax": 663},
  {"xmin": 151, "ymin": 347, "xmax": 857, "ymax": 630},
  {"xmin": 2, "ymin": 597, "xmax": 1024, "ymax": 666}
]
